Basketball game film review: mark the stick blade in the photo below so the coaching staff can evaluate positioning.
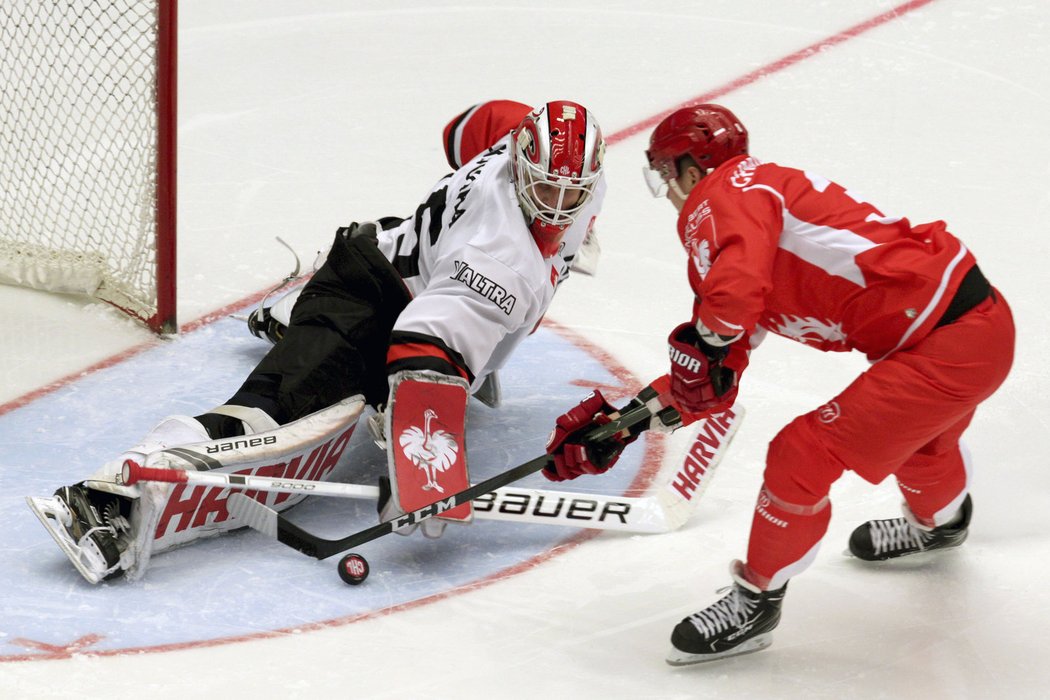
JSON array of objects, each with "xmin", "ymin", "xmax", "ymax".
[
  {"xmin": 659, "ymin": 405, "xmax": 745, "ymax": 530},
  {"xmin": 227, "ymin": 493, "xmax": 278, "ymax": 538}
]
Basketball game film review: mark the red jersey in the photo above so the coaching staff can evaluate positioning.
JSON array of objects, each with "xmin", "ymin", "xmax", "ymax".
[
  {"xmin": 442, "ymin": 100, "xmax": 532, "ymax": 170},
  {"xmin": 678, "ymin": 155, "xmax": 977, "ymax": 365}
]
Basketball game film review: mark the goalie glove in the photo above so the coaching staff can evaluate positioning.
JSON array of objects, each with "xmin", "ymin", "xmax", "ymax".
[{"xmin": 382, "ymin": 370, "xmax": 472, "ymax": 537}]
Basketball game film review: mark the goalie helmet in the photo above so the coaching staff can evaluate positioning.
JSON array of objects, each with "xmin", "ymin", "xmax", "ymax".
[
  {"xmin": 643, "ymin": 104, "xmax": 748, "ymax": 197},
  {"xmin": 511, "ymin": 101, "xmax": 604, "ymax": 258}
]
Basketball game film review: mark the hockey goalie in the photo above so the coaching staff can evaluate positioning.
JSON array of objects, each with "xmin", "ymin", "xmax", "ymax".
[{"xmin": 27, "ymin": 99, "xmax": 609, "ymax": 583}]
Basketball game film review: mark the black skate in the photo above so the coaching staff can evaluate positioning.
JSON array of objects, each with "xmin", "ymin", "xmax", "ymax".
[
  {"xmin": 667, "ymin": 561, "xmax": 786, "ymax": 665},
  {"xmin": 26, "ymin": 483, "xmax": 131, "ymax": 584},
  {"xmin": 848, "ymin": 494, "xmax": 972, "ymax": 561},
  {"xmin": 246, "ymin": 305, "xmax": 286, "ymax": 344}
]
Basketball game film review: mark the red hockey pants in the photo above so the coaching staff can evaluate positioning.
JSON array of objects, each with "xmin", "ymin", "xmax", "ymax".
[{"xmin": 745, "ymin": 291, "xmax": 1014, "ymax": 589}]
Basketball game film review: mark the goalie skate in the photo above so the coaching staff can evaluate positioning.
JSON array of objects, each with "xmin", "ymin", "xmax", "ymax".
[{"xmin": 26, "ymin": 484, "xmax": 132, "ymax": 584}]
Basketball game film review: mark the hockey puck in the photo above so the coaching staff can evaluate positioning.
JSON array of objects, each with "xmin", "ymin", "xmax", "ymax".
[{"xmin": 338, "ymin": 553, "xmax": 369, "ymax": 585}]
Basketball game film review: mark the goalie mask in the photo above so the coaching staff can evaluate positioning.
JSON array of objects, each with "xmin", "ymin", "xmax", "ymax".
[
  {"xmin": 643, "ymin": 104, "xmax": 749, "ymax": 198},
  {"xmin": 511, "ymin": 101, "xmax": 604, "ymax": 258}
]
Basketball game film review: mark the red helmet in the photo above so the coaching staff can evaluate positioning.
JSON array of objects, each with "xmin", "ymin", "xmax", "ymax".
[
  {"xmin": 644, "ymin": 104, "xmax": 748, "ymax": 195},
  {"xmin": 512, "ymin": 100, "xmax": 604, "ymax": 258}
]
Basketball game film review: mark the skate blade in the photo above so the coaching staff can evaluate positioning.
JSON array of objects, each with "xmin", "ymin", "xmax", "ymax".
[
  {"xmin": 665, "ymin": 633, "xmax": 773, "ymax": 666},
  {"xmin": 25, "ymin": 496, "xmax": 107, "ymax": 585}
]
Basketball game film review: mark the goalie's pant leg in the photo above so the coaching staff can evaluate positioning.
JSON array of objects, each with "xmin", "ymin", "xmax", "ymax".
[
  {"xmin": 199, "ymin": 231, "xmax": 411, "ymax": 437},
  {"xmin": 745, "ymin": 291, "xmax": 1013, "ymax": 588}
]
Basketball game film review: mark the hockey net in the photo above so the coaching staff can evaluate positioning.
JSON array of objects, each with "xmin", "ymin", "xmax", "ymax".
[{"xmin": 0, "ymin": 0, "xmax": 177, "ymax": 333}]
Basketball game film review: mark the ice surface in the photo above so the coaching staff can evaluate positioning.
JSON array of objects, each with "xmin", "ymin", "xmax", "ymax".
[{"xmin": 2, "ymin": 1, "xmax": 1048, "ymax": 697}]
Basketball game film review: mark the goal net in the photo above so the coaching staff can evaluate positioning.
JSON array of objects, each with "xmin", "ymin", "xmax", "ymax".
[{"xmin": 0, "ymin": 0, "xmax": 177, "ymax": 333}]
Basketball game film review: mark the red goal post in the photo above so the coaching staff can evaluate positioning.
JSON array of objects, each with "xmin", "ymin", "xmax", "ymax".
[{"xmin": 0, "ymin": 0, "xmax": 178, "ymax": 334}]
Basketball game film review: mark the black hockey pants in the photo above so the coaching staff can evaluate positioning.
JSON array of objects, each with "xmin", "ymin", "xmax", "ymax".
[{"xmin": 197, "ymin": 225, "xmax": 411, "ymax": 438}]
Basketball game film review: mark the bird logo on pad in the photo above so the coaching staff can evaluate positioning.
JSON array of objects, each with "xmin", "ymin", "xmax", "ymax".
[
  {"xmin": 398, "ymin": 408, "xmax": 460, "ymax": 493},
  {"xmin": 388, "ymin": 374, "xmax": 473, "ymax": 522}
]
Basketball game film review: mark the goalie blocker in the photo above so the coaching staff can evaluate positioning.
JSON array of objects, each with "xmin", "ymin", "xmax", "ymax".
[{"xmin": 381, "ymin": 371, "xmax": 472, "ymax": 538}]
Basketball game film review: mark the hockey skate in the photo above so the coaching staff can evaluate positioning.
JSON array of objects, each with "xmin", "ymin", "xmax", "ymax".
[
  {"xmin": 848, "ymin": 494, "xmax": 972, "ymax": 561},
  {"xmin": 666, "ymin": 560, "xmax": 786, "ymax": 665},
  {"xmin": 26, "ymin": 483, "xmax": 133, "ymax": 584}
]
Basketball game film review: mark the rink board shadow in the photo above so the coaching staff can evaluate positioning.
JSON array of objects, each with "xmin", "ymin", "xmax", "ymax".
[{"xmin": 0, "ymin": 310, "xmax": 660, "ymax": 660}]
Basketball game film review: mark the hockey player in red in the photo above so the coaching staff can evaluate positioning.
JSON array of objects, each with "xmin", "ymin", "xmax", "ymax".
[
  {"xmin": 28, "ymin": 100, "xmax": 607, "ymax": 583},
  {"xmin": 544, "ymin": 104, "xmax": 1014, "ymax": 663}
]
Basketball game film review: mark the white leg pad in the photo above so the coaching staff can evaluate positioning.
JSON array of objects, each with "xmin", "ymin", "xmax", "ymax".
[{"xmin": 89, "ymin": 395, "xmax": 363, "ymax": 580}]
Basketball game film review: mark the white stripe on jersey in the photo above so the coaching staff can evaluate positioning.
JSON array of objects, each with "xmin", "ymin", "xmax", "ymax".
[
  {"xmin": 874, "ymin": 243, "xmax": 970, "ymax": 362},
  {"xmin": 779, "ymin": 210, "xmax": 878, "ymax": 287},
  {"xmin": 746, "ymin": 183, "xmax": 878, "ymax": 287}
]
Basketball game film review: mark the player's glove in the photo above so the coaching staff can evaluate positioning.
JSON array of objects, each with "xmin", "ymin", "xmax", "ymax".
[
  {"xmin": 668, "ymin": 322, "xmax": 738, "ymax": 414},
  {"xmin": 543, "ymin": 391, "xmax": 636, "ymax": 481}
]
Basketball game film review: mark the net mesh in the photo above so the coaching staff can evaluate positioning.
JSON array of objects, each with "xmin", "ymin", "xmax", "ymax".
[{"xmin": 0, "ymin": 0, "xmax": 164, "ymax": 323}]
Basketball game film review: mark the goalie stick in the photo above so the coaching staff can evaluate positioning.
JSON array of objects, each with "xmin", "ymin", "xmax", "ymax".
[
  {"xmin": 225, "ymin": 404, "xmax": 742, "ymax": 560},
  {"xmin": 123, "ymin": 462, "xmax": 674, "ymax": 533},
  {"xmin": 119, "ymin": 403, "xmax": 738, "ymax": 535}
]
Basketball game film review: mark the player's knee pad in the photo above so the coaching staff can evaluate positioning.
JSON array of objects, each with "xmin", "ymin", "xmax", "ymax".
[
  {"xmin": 747, "ymin": 483, "xmax": 832, "ymax": 590},
  {"xmin": 764, "ymin": 413, "xmax": 846, "ymax": 507}
]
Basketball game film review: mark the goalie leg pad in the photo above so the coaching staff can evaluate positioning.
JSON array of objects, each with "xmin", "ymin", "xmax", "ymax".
[
  {"xmin": 386, "ymin": 371, "xmax": 472, "ymax": 523},
  {"xmin": 30, "ymin": 396, "xmax": 365, "ymax": 583},
  {"xmin": 142, "ymin": 395, "xmax": 365, "ymax": 557}
]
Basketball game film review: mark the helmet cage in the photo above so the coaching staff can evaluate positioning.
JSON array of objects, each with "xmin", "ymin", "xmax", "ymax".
[
  {"xmin": 515, "ymin": 156, "xmax": 599, "ymax": 229},
  {"xmin": 512, "ymin": 101, "xmax": 604, "ymax": 250}
]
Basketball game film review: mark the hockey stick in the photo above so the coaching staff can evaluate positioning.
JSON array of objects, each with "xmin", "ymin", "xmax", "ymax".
[
  {"xmin": 122, "ymin": 462, "xmax": 662, "ymax": 534},
  {"xmin": 227, "ymin": 400, "xmax": 655, "ymax": 559},
  {"xmin": 226, "ymin": 403, "xmax": 742, "ymax": 560}
]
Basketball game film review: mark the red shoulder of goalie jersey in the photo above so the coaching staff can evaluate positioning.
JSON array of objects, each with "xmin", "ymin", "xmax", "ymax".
[{"xmin": 442, "ymin": 100, "xmax": 532, "ymax": 170}]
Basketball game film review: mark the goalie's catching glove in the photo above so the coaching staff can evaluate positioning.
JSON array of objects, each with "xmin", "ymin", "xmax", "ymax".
[
  {"xmin": 543, "ymin": 391, "xmax": 637, "ymax": 481},
  {"xmin": 667, "ymin": 322, "xmax": 738, "ymax": 415}
]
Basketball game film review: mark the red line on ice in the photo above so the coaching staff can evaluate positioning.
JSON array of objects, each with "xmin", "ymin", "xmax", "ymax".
[{"xmin": 1, "ymin": 0, "xmax": 935, "ymax": 663}]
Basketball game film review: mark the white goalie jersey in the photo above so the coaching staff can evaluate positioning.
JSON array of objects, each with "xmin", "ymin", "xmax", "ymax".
[{"xmin": 380, "ymin": 134, "xmax": 605, "ymax": 392}]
